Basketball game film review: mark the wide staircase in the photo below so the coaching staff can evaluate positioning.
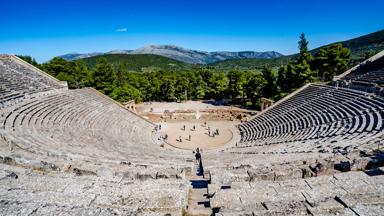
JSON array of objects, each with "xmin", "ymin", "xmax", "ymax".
[{"xmin": 186, "ymin": 159, "xmax": 213, "ymax": 216}]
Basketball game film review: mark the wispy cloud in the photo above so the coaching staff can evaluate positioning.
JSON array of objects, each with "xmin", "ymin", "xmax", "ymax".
[{"xmin": 115, "ymin": 28, "xmax": 127, "ymax": 32}]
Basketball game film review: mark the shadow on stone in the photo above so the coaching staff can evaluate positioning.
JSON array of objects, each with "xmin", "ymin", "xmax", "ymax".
[{"xmin": 190, "ymin": 180, "xmax": 208, "ymax": 189}]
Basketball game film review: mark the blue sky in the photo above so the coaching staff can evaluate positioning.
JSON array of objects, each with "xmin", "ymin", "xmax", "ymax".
[{"xmin": 0, "ymin": 0, "xmax": 383, "ymax": 62}]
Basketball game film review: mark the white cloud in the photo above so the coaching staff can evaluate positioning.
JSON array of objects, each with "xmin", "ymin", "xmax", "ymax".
[{"xmin": 115, "ymin": 28, "xmax": 127, "ymax": 32}]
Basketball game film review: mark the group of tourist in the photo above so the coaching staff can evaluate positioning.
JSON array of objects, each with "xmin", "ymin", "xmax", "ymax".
[{"xmin": 176, "ymin": 122, "xmax": 220, "ymax": 142}]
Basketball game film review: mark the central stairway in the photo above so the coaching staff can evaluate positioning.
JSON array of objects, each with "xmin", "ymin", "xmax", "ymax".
[{"xmin": 186, "ymin": 161, "xmax": 212, "ymax": 216}]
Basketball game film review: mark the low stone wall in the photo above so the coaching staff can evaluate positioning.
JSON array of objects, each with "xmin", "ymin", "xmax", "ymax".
[{"xmin": 139, "ymin": 109, "xmax": 254, "ymax": 122}]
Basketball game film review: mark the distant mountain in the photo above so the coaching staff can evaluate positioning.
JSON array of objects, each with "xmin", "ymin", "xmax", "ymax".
[
  {"xmin": 59, "ymin": 53, "xmax": 83, "ymax": 60},
  {"xmin": 59, "ymin": 52, "xmax": 103, "ymax": 61},
  {"xmin": 59, "ymin": 45, "xmax": 283, "ymax": 64},
  {"xmin": 80, "ymin": 54, "xmax": 194, "ymax": 73},
  {"xmin": 59, "ymin": 29, "xmax": 384, "ymax": 68},
  {"xmin": 213, "ymin": 29, "xmax": 384, "ymax": 70},
  {"xmin": 128, "ymin": 45, "xmax": 283, "ymax": 64}
]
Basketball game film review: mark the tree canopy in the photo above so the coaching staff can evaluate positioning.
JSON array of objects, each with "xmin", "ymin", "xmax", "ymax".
[
  {"xmin": 23, "ymin": 33, "xmax": 352, "ymax": 109},
  {"xmin": 312, "ymin": 43, "xmax": 351, "ymax": 81}
]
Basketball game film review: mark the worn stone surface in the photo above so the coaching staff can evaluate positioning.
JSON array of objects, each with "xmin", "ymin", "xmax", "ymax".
[{"xmin": 1, "ymin": 55, "xmax": 384, "ymax": 215}]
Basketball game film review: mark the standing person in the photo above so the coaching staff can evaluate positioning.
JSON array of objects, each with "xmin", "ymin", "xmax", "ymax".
[
  {"xmin": 195, "ymin": 148, "xmax": 204, "ymax": 178},
  {"xmin": 194, "ymin": 148, "xmax": 203, "ymax": 176},
  {"xmin": 189, "ymin": 134, "xmax": 191, "ymax": 141},
  {"xmin": 195, "ymin": 148, "xmax": 201, "ymax": 163}
]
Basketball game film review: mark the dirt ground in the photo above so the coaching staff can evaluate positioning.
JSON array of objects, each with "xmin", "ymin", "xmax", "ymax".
[
  {"xmin": 137, "ymin": 101, "xmax": 253, "ymax": 150},
  {"xmin": 159, "ymin": 120, "xmax": 237, "ymax": 150}
]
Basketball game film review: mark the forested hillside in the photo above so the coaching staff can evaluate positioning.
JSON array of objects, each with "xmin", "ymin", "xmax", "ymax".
[
  {"xmin": 212, "ymin": 29, "xmax": 384, "ymax": 71},
  {"xmin": 18, "ymin": 33, "xmax": 355, "ymax": 109},
  {"xmin": 81, "ymin": 54, "xmax": 195, "ymax": 72}
]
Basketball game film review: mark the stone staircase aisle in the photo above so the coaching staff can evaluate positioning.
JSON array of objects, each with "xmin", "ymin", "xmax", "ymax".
[{"xmin": 186, "ymin": 162, "xmax": 212, "ymax": 216}]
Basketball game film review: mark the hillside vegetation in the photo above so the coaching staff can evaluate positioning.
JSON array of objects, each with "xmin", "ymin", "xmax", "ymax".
[
  {"xmin": 75, "ymin": 30, "xmax": 384, "ymax": 73},
  {"xmin": 19, "ymin": 33, "xmax": 351, "ymax": 110},
  {"xmin": 80, "ymin": 54, "xmax": 194, "ymax": 73},
  {"xmin": 18, "ymin": 30, "xmax": 383, "ymax": 109},
  {"xmin": 212, "ymin": 29, "xmax": 384, "ymax": 71},
  {"xmin": 211, "ymin": 55, "xmax": 291, "ymax": 71},
  {"xmin": 313, "ymin": 29, "xmax": 384, "ymax": 64}
]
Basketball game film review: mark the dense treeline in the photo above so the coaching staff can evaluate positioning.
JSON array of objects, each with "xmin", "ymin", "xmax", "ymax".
[
  {"xmin": 214, "ymin": 29, "xmax": 384, "ymax": 71},
  {"xmin": 24, "ymin": 34, "xmax": 352, "ymax": 108}
]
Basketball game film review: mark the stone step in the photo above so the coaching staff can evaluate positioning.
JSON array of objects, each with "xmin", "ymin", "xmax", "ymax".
[{"xmin": 187, "ymin": 163, "xmax": 212, "ymax": 216}]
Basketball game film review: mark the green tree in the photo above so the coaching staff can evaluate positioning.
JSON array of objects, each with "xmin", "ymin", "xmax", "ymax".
[
  {"xmin": 189, "ymin": 74, "xmax": 206, "ymax": 99},
  {"xmin": 115, "ymin": 62, "xmax": 129, "ymax": 87},
  {"xmin": 41, "ymin": 58, "xmax": 93, "ymax": 88},
  {"xmin": 42, "ymin": 57, "xmax": 70, "ymax": 77},
  {"xmin": 297, "ymin": 33, "xmax": 313, "ymax": 63},
  {"xmin": 158, "ymin": 75, "xmax": 177, "ymax": 101},
  {"xmin": 260, "ymin": 65, "xmax": 277, "ymax": 98},
  {"xmin": 92, "ymin": 58, "xmax": 116, "ymax": 95},
  {"xmin": 110, "ymin": 83, "xmax": 142, "ymax": 103},
  {"xmin": 56, "ymin": 72, "xmax": 75, "ymax": 87},
  {"xmin": 312, "ymin": 43, "xmax": 351, "ymax": 81},
  {"xmin": 212, "ymin": 72, "xmax": 229, "ymax": 99},
  {"xmin": 175, "ymin": 74, "xmax": 190, "ymax": 101},
  {"xmin": 295, "ymin": 60, "xmax": 314, "ymax": 85},
  {"xmin": 17, "ymin": 55, "xmax": 39, "ymax": 68},
  {"xmin": 227, "ymin": 70, "xmax": 246, "ymax": 100},
  {"xmin": 244, "ymin": 72, "xmax": 265, "ymax": 107},
  {"xmin": 277, "ymin": 33, "xmax": 316, "ymax": 95},
  {"xmin": 70, "ymin": 61, "xmax": 93, "ymax": 88}
]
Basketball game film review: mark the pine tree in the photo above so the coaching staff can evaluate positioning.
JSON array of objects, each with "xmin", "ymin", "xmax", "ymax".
[
  {"xmin": 297, "ymin": 33, "xmax": 313, "ymax": 63},
  {"xmin": 261, "ymin": 65, "xmax": 277, "ymax": 98},
  {"xmin": 92, "ymin": 58, "xmax": 116, "ymax": 95}
]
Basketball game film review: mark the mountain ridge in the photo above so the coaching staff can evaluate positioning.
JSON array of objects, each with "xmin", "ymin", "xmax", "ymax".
[
  {"xmin": 212, "ymin": 29, "xmax": 384, "ymax": 70},
  {"xmin": 59, "ymin": 45, "xmax": 283, "ymax": 64}
]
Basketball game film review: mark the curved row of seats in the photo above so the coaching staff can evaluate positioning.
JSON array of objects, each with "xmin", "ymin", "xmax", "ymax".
[
  {"xmin": 0, "ymin": 55, "xmax": 67, "ymax": 109},
  {"xmin": 0, "ymin": 88, "xmax": 162, "ymax": 163},
  {"xmin": 238, "ymin": 84, "xmax": 384, "ymax": 147},
  {"xmin": 338, "ymin": 54, "xmax": 384, "ymax": 94},
  {"xmin": 0, "ymin": 55, "xmax": 192, "ymax": 169}
]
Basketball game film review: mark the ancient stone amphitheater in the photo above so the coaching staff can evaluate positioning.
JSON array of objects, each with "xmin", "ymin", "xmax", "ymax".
[{"xmin": 0, "ymin": 53, "xmax": 384, "ymax": 216}]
